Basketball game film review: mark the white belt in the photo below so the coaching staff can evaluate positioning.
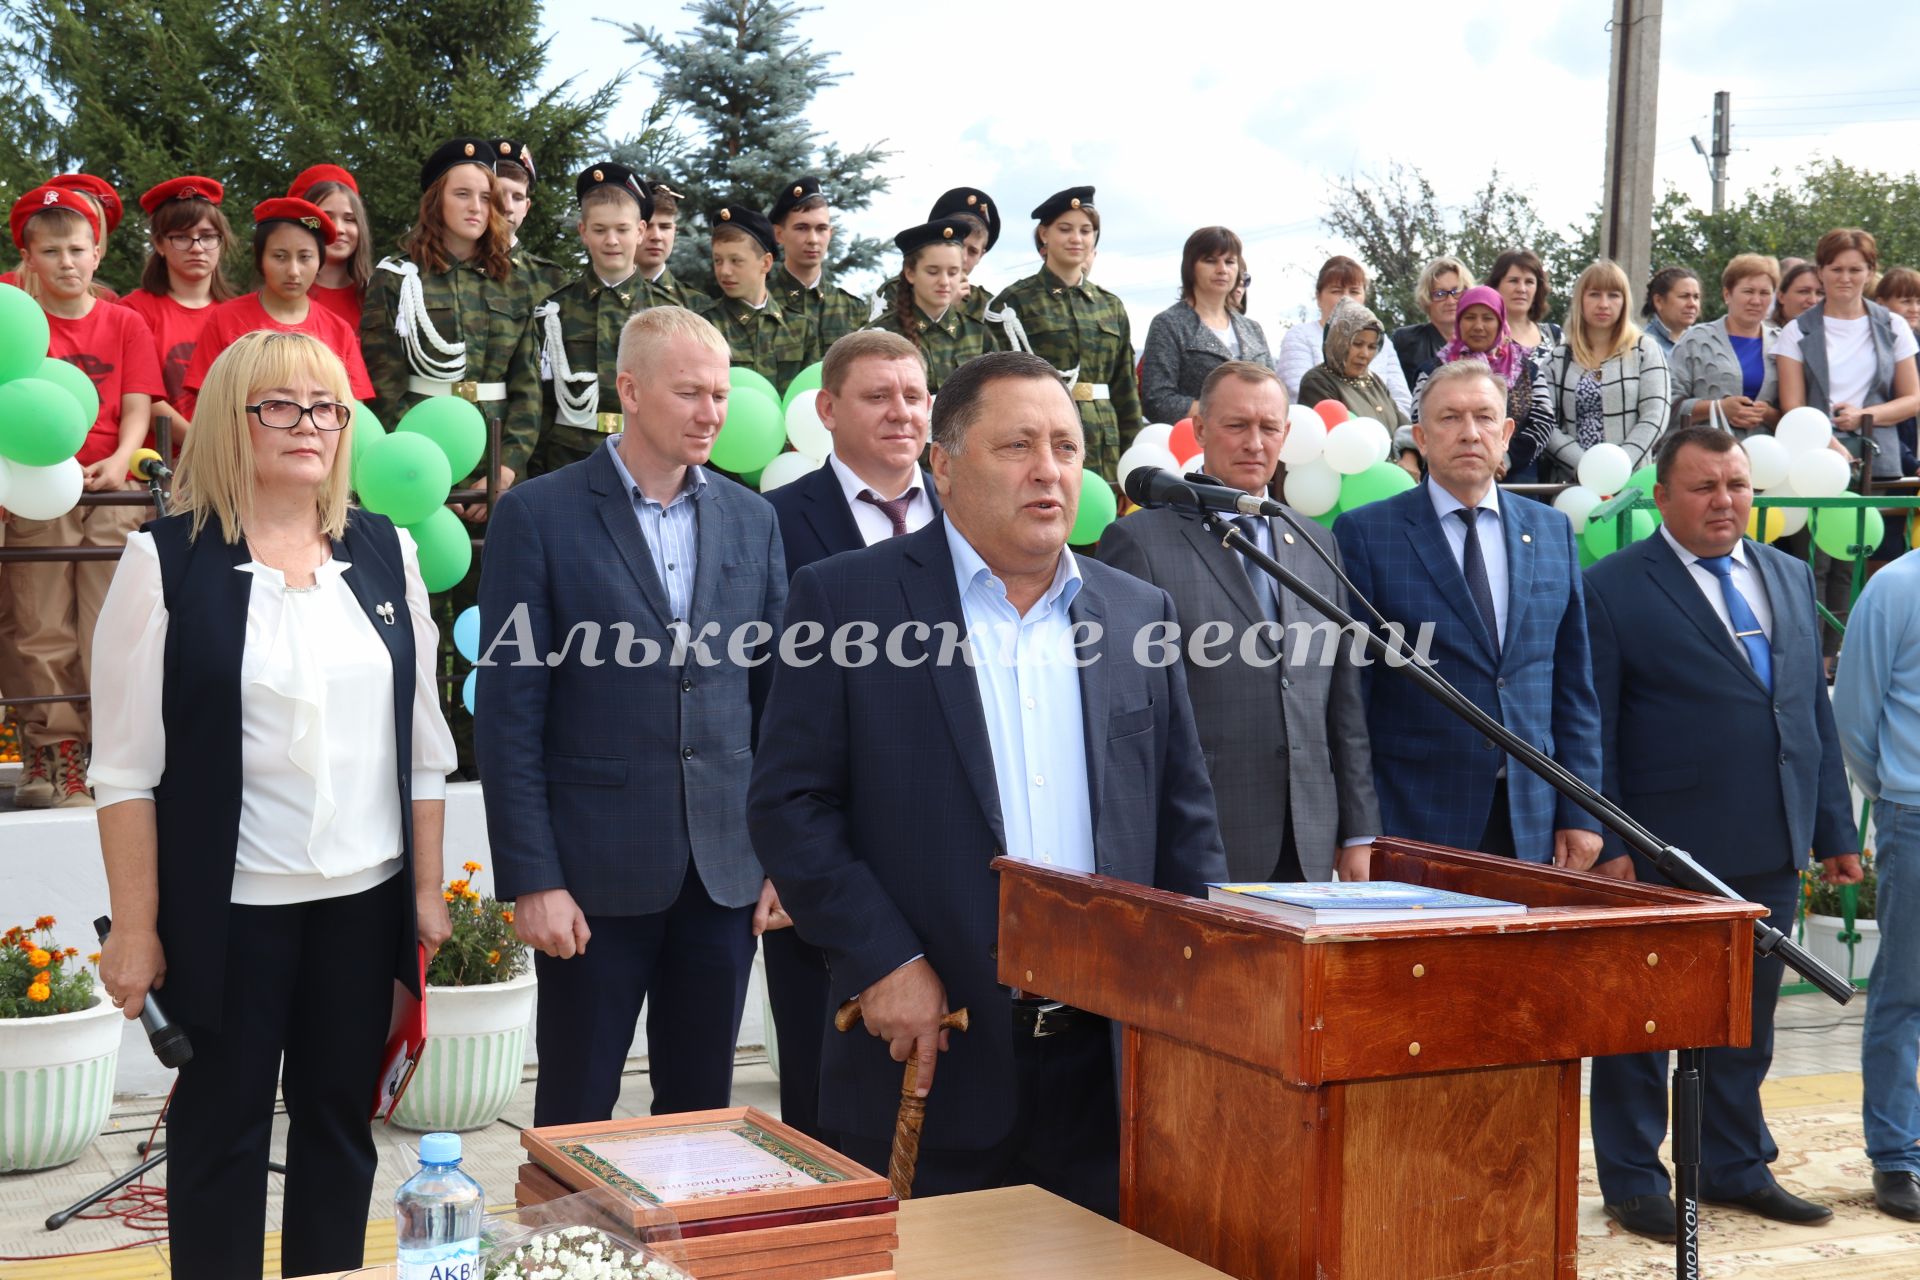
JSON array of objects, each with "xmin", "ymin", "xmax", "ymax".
[
  {"xmin": 1071, "ymin": 381, "xmax": 1110, "ymax": 403},
  {"xmin": 408, "ymin": 376, "xmax": 508, "ymax": 403}
]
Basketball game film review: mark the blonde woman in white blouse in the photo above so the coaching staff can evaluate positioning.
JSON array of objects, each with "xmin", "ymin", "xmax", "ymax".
[{"xmin": 90, "ymin": 330, "xmax": 456, "ymax": 1279}]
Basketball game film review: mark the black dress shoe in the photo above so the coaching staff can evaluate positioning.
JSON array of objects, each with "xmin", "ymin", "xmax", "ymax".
[
  {"xmin": 1604, "ymin": 1195, "xmax": 1677, "ymax": 1241},
  {"xmin": 1874, "ymin": 1170, "xmax": 1920, "ymax": 1221},
  {"xmin": 1705, "ymin": 1181, "xmax": 1833, "ymax": 1225}
]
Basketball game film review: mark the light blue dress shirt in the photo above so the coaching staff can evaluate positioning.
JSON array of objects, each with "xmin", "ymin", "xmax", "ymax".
[
  {"xmin": 1834, "ymin": 549, "xmax": 1920, "ymax": 807},
  {"xmin": 1428, "ymin": 479, "xmax": 1509, "ymax": 643},
  {"xmin": 607, "ymin": 436, "xmax": 706, "ymax": 623},
  {"xmin": 945, "ymin": 519, "xmax": 1097, "ymax": 874}
]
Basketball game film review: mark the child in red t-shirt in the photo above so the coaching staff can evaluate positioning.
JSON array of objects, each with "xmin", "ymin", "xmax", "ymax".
[
  {"xmin": 182, "ymin": 198, "xmax": 374, "ymax": 416},
  {"xmin": 289, "ymin": 164, "xmax": 371, "ymax": 335},
  {"xmin": 4, "ymin": 186, "xmax": 164, "ymax": 808},
  {"xmin": 120, "ymin": 176, "xmax": 241, "ymax": 449}
]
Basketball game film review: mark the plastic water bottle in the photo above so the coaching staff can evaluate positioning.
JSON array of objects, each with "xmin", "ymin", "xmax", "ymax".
[{"xmin": 395, "ymin": 1131, "xmax": 484, "ymax": 1280}]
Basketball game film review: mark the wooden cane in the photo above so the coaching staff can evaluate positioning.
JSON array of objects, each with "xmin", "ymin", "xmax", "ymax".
[{"xmin": 834, "ymin": 998, "xmax": 970, "ymax": 1200}]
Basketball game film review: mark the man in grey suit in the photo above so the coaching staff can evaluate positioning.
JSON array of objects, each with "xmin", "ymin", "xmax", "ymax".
[
  {"xmin": 476, "ymin": 306, "xmax": 788, "ymax": 1126},
  {"xmin": 1101, "ymin": 361, "xmax": 1379, "ymax": 882}
]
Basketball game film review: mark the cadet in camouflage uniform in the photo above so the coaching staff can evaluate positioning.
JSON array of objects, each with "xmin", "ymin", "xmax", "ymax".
[
  {"xmin": 491, "ymin": 138, "xmax": 566, "ymax": 301},
  {"xmin": 637, "ymin": 181, "xmax": 705, "ymax": 310},
  {"xmin": 871, "ymin": 186, "xmax": 1003, "ymax": 331},
  {"xmin": 769, "ymin": 176, "xmax": 866, "ymax": 348},
  {"xmin": 695, "ymin": 203, "xmax": 820, "ymax": 392},
  {"xmin": 986, "ymin": 186, "xmax": 1143, "ymax": 480},
  {"xmin": 867, "ymin": 217, "xmax": 996, "ymax": 393},
  {"xmin": 527, "ymin": 163, "xmax": 654, "ymax": 478}
]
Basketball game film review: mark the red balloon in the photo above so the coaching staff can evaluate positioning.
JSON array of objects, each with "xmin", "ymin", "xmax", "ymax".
[
  {"xmin": 1314, "ymin": 399, "xmax": 1350, "ymax": 429},
  {"xmin": 1169, "ymin": 417, "xmax": 1198, "ymax": 461}
]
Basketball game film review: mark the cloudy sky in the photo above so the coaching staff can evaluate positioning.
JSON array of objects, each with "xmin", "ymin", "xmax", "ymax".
[{"xmin": 544, "ymin": 1, "xmax": 1920, "ymax": 336}]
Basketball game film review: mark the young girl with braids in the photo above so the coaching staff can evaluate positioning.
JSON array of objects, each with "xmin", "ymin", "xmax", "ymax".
[{"xmin": 865, "ymin": 217, "xmax": 995, "ymax": 392}]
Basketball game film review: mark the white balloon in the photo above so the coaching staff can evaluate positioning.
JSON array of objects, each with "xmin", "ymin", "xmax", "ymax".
[
  {"xmin": 1347, "ymin": 417, "xmax": 1392, "ymax": 466},
  {"xmin": 4, "ymin": 456, "xmax": 82, "ymax": 520},
  {"xmin": 784, "ymin": 390, "xmax": 834, "ymax": 461},
  {"xmin": 1117, "ymin": 442, "xmax": 1180, "ymax": 487},
  {"xmin": 1741, "ymin": 433, "xmax": 1790, "ymax": 490},
  {"xmin": 1178, "ymin": 452, "xmax": 1204, "ymax": 475},
  {"xmin": 1552, "ymin": 484, "xmax": 1603, "ymax": 534},
  {"xmin": 1283, "ymin": 458, "xmax": 1342, "ymax": 516},
  {"xmin": 0, "ymin": 455, "xmax": 12, "ymax": 510},
  {"xmin": 1322, "ymin": 422, "xmax": 1376, "ymax": 475},
  {"xmin": 1134, "ymin": 422, "xmax": 1175, "ymax": 450},
  {"xmin": 1775, "ymin": 406, "xmax": 1834, "ymax": 456},
  {"xmin": 1787, "ymin": 446, "xmax": 1850, "ymax": 498},
  {"xmin": 1281, "ymin": 405, "xmax": 1327, "ymax": 465},
  {"xmin": 1576, "ymin": 442, "xmax": 1632, "ymax": 496},
  {"xmin": 758, "ymin": 450, "xmax": 824, "ymax": 492}
]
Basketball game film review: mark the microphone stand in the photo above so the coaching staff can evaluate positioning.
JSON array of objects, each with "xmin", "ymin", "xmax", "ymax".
[{"xmin": 1192, "ymin": 507, "xmax": 1851, "ymax": 1280}]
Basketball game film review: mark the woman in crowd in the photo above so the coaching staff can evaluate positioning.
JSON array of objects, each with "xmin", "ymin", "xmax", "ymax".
[
  {"xmin": 1641, "ymin": 266, "xmax": 1702, "ymax": 354},
  {"xmin": 1539, "ymin": 260, "xmax": 1671, "ymax": 479},
  {"xmin": 122, "ymin": 176, "xmax": 240, "ymax": 440},
  {"xmin": 183, "ymin": 198, "xmax": 374, "ymax": 414},
  {"xmin": 987, "ymin": 185, "xmax": 1142, "ymax": 478},
  {"xmin": 866, "ymin": 216, "xmax": 995, "ymax": 392},
  {"xmin": 1409, "ymin": 285, "xmax": 1554, "ymax": 480},
  {"xmin": 290, "ymin": 164, "xmax": 371, "ymax": 333},
  {"xmin": 927, "ymin": 186, "xmax": 999, "ymax": 323},
  {"xmin": 1299, "ymin": 298, "xmax": 1409, "ymax": 447},
  {"xmin": 1389, "ymin": 254, "xmax": 1467, "ymax": 388},
  {"xmin": 1773, "ymin": 260, "xmax": 1824, "ymax": 328},
  {"xmin": 1140, "ymin": 225, "xmax": 1274, "ymax": 423},
  {"xmin": 1873, "ymin": 267, "xmax": 1920, "ymax": 475},
  {"xmin": 91, "ymin": 330, "xmax": 456, "ymax": 1279},
  {"xmin": 1486, "ymin": 248, "xmax": 1561, "ymax": 353},
  {"xmin": 1668, "ymin": 254, "xmax": 1781, "ymax": 436},
  {"xmin": 1277, "ymin": 254, "xmax": 1412, "ymax": 415}
]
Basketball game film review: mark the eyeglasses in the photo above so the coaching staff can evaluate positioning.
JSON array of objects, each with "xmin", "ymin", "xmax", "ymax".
[
  {"xmin": 247, "ymin": 399, "xmax": 352, "ymax": 431},
  {"xmin": 163, "ymin": 233, "xmax": 221, "ymax": 251},
  {"xmin": 1430, "ymin": 286, "xmax": 1467, "ymax": 301}
]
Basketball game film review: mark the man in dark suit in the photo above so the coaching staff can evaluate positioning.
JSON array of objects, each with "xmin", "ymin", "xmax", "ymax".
[
  {"xmin": 760, "ymin": 329, "xmax": 942, "ymax": 1140},
  {"xmin": 1100, "ymin": 360, "xmax": 1379, "ymax": 882},
  {"xmin": 1333, "ymin": 361, "xmax": 1604, "ymax": 867},
  {"xmin": 1585, "ymin": 426, "xmax": 1862, "ymax": 1239},
  {"xmin": 747, "ymin": 351, "xmax": 1227, "ymax": 1216},
  {"xmin": 476, "ymin": 306, "xmax": 788, "ymax": 1126}
]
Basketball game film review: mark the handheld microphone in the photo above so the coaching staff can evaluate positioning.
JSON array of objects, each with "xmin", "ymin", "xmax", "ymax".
[
  {"xmin": 1123, "ymin": 466, "xmax": 1285, "ymax": 518},
  {"xmin": 93, "ymin": 916, "xmax": 193, "ymax": 1069},
  {"xmin": 128, "ymin": 448, "xmax": 172, "ymax": 483}
]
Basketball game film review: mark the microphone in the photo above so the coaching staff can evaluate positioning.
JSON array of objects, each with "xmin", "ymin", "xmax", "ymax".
[
  {"xmin": 93, "ymin": 916, "xmax": 193, "ymax": 1069},
  {"xmin": 128, "ymin": 448, "xmax": 172, "ymax": 482},
  {"xmin": 1123, "ymin": 466, "xmax": 1284, "ymax": 518}
]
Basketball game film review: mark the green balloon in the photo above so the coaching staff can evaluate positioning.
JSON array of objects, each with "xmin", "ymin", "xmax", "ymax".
[
  {"xmin": 1625, "ymin": 463, "xmax": 1658, "ymax": 496},
  {"xmin": 405, "ymin": 506, "xmax": 474, "ymax": 593},
  {"xmin": 355, "ymin": 431, "xmax": 453, "ymax": 526},
  {"xmin": 34, "ymin": 357, "xmax": 98, "ymax": 426},
  {"xmin": 738, "ymin": 467, "xmax": 765, "ymax": 488},
  {"xmin": 711, "ymin": 387, "xmax": 785, "ymax": 473},
  {"xmin": 1581, "ymin": 508, "xmax": 1658, "ymax": 560},
  {"xmin": 1313, "ymin": 508, "xmax": 1341, "ymax": 530},
  {"xmin": 349, "ymin": 399, "xmax": 387, "ymax": 486},
  {"xmin": 398, "ymin": 394, "xmax": 486, "ymax": 481},
  {"xmin": 782, "ymin": 362, "xmax": 824, "ymax": 409},
  {"xmin": 729, "ymin": 365, "xmax": 780, "ymax": 406},
  {"xmin": 1812, "ymin": 507, "xmax": 1885, "ymax": 561},
  {"xmin": 0, "ymin": 285, "xmax": 51, "ymax": 384},
  {"xmin": 0, "ymin": 377, "xmax": 87, "ymax": 465},
  {"xmin": 1070, "ymin": 470, "xmax": 1118, "ymax": 544},
  {"xmin": 1337, "ymin": 461, "xmax": 1417, "ymax": 512}
]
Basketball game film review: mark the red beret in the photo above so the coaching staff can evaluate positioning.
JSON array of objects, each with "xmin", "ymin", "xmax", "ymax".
[
  {"xmin": 45, "ymin": 173, "xmax": 122, "ymax": 233},
  {"xmin": 138, "ymin": 175, "xmax": 226, "ymax": 215},
  {"xmin": 10, "ymin": 185, "xmax": 103, "ymax": 250},
  {"xmin": 251, "ymin": 197, "xmax": 338, "ymax": 245},
  {"xmin": 287, "ymin": 164, "xmax": 359, "ymax": 201}
]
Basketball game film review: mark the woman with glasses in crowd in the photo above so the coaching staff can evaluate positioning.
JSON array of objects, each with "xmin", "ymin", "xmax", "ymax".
[
  {"xmin": 122, "ymin": 176, "xmax": 240, "ymax": 441},
  {"xmin": 1389, "ymin": 254, "xmax": 1469, "ymax": 389}
]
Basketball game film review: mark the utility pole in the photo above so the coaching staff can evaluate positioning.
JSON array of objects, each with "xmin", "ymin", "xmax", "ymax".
[
  {"xmin": 1711, "ymin": 90, "xmax": 1730, "ymax": 213},
  {"xmin": 1601, "ymin": 0, "xmax": 1663, "ymax": 309}
]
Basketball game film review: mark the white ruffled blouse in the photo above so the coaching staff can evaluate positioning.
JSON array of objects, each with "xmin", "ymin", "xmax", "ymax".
[{"xmin": 89, "ymin": 528, "xmax": 458, "ymax": 906}]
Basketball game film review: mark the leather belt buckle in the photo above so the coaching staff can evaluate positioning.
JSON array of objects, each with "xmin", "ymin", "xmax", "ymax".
[
  {"xmin": 1071, "ymin": 381, "xmax": 1094, "ymax": 403},
  {"xmin": 452, "ymin": 380, "xmax": 480, "ymax": 402}
]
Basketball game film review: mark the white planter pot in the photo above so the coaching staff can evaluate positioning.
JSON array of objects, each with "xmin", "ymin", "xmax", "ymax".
[
  {"xmin": 393, "ymin": 970, "xmax": 537, "ymax": 1132},
  {"xmin": 0, "ymin": 996, "xmax": 122, "ymax": 1171},
  {"xmin": 1802, "ymin": 913, "xmax": 1881, "ymax": 983}
]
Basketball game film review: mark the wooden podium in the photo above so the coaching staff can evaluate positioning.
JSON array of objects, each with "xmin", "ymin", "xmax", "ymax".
[{"xmin": 994, "ymin": 837, "xmax": 1767, "ymax": 1280}]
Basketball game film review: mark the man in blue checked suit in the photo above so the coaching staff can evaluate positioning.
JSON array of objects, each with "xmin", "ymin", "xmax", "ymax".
[
  {"xmin": 1333, "ymin": 361, "xmax": 1604, "ymax": 867},
  {"xmin": 476, "ymin": 307, "xmax": 788, "ymax": 1127},
  {"xmin": 748, "ymin": 351, "xmax": 1227, "ymax": 1218}
]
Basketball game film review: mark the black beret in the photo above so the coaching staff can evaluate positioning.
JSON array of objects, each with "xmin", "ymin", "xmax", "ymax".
[
  {"xmin": 1030, "ymin": 186, "xmax": 1095, "ymax": 224},
  {"xmin": 490, "ymin": 139, "xmax": 536, "ymax": 181},
  {"xmin": 574, "ymin": 162, "xmax": 654, "ymax": 220},
  {"xmin": 769, "ymin": 175, "xmax": 826, "ymax": 223},
  {"xmin": 710, "ymin": 203, "xmax": 776, "ymax": 255},
  {"xmin": 929, "ymin": 186, "xmax": 999, "ymax": 252},
  {"xmin": 420, "ymin": 138, "xmax": 495, "ymax": 192},
  {"xmin": 894, "ymin": 217, "xmax": 975, "ymax": 256}
]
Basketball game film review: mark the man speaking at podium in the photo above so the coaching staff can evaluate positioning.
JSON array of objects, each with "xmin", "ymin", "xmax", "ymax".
[{"xmin": 748, "ymin": 351, "xmax": 1227, "ymax": 1217}]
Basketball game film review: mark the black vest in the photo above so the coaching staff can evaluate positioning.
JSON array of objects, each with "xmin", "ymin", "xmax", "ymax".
[{"xmin": 148, "ymin": 508, "xmax": 419, "ymax": 1031}]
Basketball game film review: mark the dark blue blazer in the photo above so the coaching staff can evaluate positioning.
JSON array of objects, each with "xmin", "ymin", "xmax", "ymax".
[
  {"xmin": 764, "ymin": 460, "xmax": 941, "ymax": 573},
  {"xmin": 1333, "ymin": 482, "xmax": 1604, "ymax": 861},
  {"xmin": 1584, "ymin": 533, "xmax": 1856, "ymax": 877},
  {"xmin": 745, "ymin": 517, "xmax": 1228, "ymax": 1151},
  {"xmin": 475, "ymin": 446, "xmax": 788, "ymax": 913}
]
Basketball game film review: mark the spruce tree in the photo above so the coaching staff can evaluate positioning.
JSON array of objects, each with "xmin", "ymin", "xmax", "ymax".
[{"xmin": 614, "ymin": 0, "xmax": 891, "ymax": 292}]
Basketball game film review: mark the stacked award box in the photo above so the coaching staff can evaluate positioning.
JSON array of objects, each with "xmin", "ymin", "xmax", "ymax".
[{"xmin": 518, "ymin": 1106, "xmax": 898, "ymax": 1280}]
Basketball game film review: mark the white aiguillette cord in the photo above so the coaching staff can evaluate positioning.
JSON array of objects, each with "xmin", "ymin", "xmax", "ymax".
[
  {"xmin": 982, "ymin": 295, "xmax": 1079, "ymax": 386},
  {"xmin": 377, "ymin": 258, "xmax": 466, "ymax": 382},
  {"xmin": 535, "ymin": 301, "xmax": 597, "ymax": 425}
]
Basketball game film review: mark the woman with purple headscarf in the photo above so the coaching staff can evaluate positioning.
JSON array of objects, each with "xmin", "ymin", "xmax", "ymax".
[{"xmin": 1407, "ymin": 284, "xmax": 1556, "ymax": 481}]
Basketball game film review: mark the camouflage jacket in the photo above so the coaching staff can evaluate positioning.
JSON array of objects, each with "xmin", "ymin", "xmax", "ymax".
[
  {"xmin": 511, "ymin": 245, "xmax": 568, "ymax": 304},
  {"xmin": 774, "ymin": 266, "xmax": 867, "ymax": 350},
  {"xmin": 874, "ymin": 275, "xmax": 996, "ymax": 327},
  {"xmin": 639, "ymin": 266, "xmax": 707, "ymax": 312},
  {"xmin": 528, "ymin": 271, "xmax": 644, "ymax": 474},
  {"xmin": 987, "ymin": 265, "xmax": 1144, "ymax": 479},
  {"xmin": 694, "ymin": 289, "xmax": 822, "ymax": 394},
  {"xmin": 867, "ymin": 304, "xmax": 998, "ymax": 393}
]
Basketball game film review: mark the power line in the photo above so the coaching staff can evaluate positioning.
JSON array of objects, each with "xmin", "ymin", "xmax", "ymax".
[{"xmin": 1744, "ymin": 85, "xmax": 1920, "ymax": 103}]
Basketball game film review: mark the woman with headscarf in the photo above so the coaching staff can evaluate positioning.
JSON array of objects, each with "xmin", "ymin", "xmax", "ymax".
[
  {"xmin": 1409, "ymin": 285, "xmax": 1555, "ymax": 480},
  {"xmin": 1298, "ymin": 298, "xmax": 1410, "ymax": 436}
]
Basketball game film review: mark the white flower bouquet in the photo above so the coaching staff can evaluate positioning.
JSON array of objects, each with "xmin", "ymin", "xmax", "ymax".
[
  {"xmin": 481, "ymin": 1187, "xmax": 690, "ymax": 1280},
  {"xmin": 484, "ymin": 1225, "xmax": 688, "ymax": 1280}
]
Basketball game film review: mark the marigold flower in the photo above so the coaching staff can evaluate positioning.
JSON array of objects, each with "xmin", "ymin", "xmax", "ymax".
[
  {"xmin": 443, "ymin": 891, "xmax": 456, "ymax": 903},
  {"xmin": 35, "ymin": 915, "xmax": 55, "ymax": 930},
  {"xmin": 63, "ymin": 947, "xmax": 79, "ymax": 959},
  {"xmin": 27, "ymin": 982, "xmax": 50, "ymax": 1002},
  {"xmin": 463, "ymin": 888, "xmax": 480, "ymax": 901},
  {"xmin": 26, "ymin": 948, "xmax": 51, "ymax": 969},
  {"xmin": 487, "ymin": 950, "xmax": 501, "ymax": 965},
  {"xmin": 463, "ymin": 861, "xmax": 482, "ymax": 875},
  {"xmin": 501, "ymin": 909, "xmax": 514, "ymax": 924},
  {"xmin": 87, "ymin": 952, "xmax": 101, "ymax": 965},
  {"xmin": 33, "ymin": 970, "xmax": 49, "ymax": 984},
  {"xmin": 447, "ymin": 879, "xmax": 469, "ymax": 895}
]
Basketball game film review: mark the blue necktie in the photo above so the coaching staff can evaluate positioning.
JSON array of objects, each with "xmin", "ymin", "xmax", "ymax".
[
  {"xmin": 1453, "ymin": 508, "xmax": 1500, "ymax": 660},
  {"xmin": 1697, "ymin": 555, "xmax": 1772, "ymax": 690},
  {"xmin": 1236, "ymin": 517, "xmax": 1279, "ymax": 624}
]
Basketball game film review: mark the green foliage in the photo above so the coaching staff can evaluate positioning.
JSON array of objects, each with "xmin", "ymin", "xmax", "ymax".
[
  {"xmin": 427, "ymin": 862, "xmax": 530, "ymax": 987},
  {"xmin": 611, "ymin": 0, "xmax": 891, "ymax": 293},
  {"xmin": 0, "ymin": 0, "xmax": 620, "ymax": 288},
  {"xmin": 0, "ymin": 918, "xmax": 96, "ymax": 1018}
]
